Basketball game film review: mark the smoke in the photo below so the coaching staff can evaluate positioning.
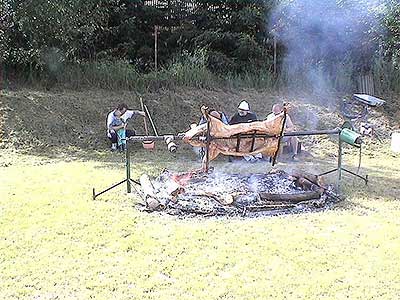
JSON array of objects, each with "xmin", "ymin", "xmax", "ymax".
[
  {"xmin": 40, "ymin": 47, "xmax": 65, "ymax": 74},
  {"xmin": 269, "ymin": 0, "xmax": 386, "ymax": 93}
]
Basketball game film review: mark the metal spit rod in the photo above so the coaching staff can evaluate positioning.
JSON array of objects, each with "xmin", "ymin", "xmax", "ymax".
[{"xmin": 126, "ymin": 128, "xmax": 341, "ymax": 142}]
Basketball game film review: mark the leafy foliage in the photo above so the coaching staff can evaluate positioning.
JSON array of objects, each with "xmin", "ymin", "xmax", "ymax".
[
  {"xmin": 1, "ymin": 0, "xmax": 399, "ymax": 92},
  {"xmin": 382, "ymin": 0, "xmax": 400, "ymax": 61}
]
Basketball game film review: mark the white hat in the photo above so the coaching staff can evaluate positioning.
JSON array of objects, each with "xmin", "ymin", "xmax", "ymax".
[{"xmin": 238, "ymin": 100, "xmax": 250, "ymax": 111}]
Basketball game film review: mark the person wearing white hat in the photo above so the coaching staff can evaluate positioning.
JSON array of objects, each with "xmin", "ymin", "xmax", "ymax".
[
  {"xmin": 229, "ymin": 100, "xmax": 258, "ymax": 125},
  {"xmin": 229, "ymin": 100, "xmax": 260, "ymax": 162}
]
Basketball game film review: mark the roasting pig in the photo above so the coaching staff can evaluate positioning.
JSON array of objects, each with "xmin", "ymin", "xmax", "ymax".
[{"xmin": 182, "ymin": 107, "xmax": 286, "ymax": 169}]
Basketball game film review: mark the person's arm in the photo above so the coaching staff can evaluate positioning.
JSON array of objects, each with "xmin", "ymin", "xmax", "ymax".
[
  {"xmin": 285, "ymin": 115, "xmax": 295, "ymax": 131},
  {"xmin": 111, "ymin": 125, "xmax": 124, "ymax": 131},
  {"xmin": 106, "ymin": 112, "xmax": 114, "ymax": 130},
  {"xmin": 183, "ymin": 123, "xmax": 207, "ymax": 141},
  {"xmin": 198, "ymin": 116, "xmax": 207, "ymax": 125},
  {"xmin": 122, "ymin": 110, "xmax": 145, "ymax": 122},
  {"xmin": 221, "ymin": 112, "xmax": 229, "ymax": 125},
  {"xmin": 250, "ymin": 112, "xmax": 258, "ymax": 122},
  {"xmin": 266, "ymin": 113, "xmax": 274, "ymax": 121},
  {"xmin": 229, "ymin": 114, "xmax": 238, "ymax": 125},
  {"xmin": 110, "ymin": 122, "xmax": 125, "ymax": 131}
]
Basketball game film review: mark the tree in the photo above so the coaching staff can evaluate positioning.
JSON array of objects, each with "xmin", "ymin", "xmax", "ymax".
[
  {"xmin": 382, "ymin": 0, "xmax": 400, "ymax": 61},
  {"xmin": 3, "ymin": 0, "xmax": 116, "ymax": 67},
  {"xmin": 191, "ymin": 0, "xmax": 271, "ymax": 73}
]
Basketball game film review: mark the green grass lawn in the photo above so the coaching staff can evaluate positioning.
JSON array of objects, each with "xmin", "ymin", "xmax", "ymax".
[{"xmin": 1, "ymin": 145, "xmax": 400, "ymax": 300}]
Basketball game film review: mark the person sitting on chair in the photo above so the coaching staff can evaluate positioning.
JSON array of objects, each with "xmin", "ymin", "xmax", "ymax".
[
  {"xmin": 106, "ymin": 103, "xmax": 145, "ymax": 151},
  {"xmin": 267, "ymin": 103, "xmax": 299, "ymax": 160}
]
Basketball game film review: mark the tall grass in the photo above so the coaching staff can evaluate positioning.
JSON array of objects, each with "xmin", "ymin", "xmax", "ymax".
[
  {"xmin": 57, "ymin": 58, "xmax": 221, "ymax": 92},
  {"xmin": 59, "ymin": 61, "xmax": 140, "ymax": 90},
  {"xmin": 223, "ymin": 71, "xmax": 277, "ymax": 90},
  {"xmin": 278, "ymin": 61, "xmax": 357, "ymax": 93},
  {"xmin": 3, "ymin": 53, "xmax": 400, "ymax": 95}
]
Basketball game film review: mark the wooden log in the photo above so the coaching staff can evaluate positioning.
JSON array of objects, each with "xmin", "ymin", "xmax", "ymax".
[
  {"xmin": 165, "ymin": 179, "xmax": 184, "ymax": 196},
  {"xmin": 140, "ymin": 174, "xmax": 156, "ymax": 197},
  {"xmin": 140, "ymin": 174, "xmax": 160, "ymax": 210},
  {"xmin": 233, "ymin": 193, "xmax": 260, "ymax": 208},
  {"xmin": 291, "ymin": 171, "xmax": 324, "ymax": 186},
  {"xmin": 246, "ymin": 203, "xmax": 296, "ymax": 211},
  {"xmin": 183, "ymin": 191, "xmax": 234, "ymax": 206},
  {"xmin": 167, "ymin": 197, "xmax": 239, "ymax": 216},
  {"xmin": 290, "ymin": 171, "xmax": 324, "ymax": 193},
  {"xmin": 259, "ymin": 191, "xmax": 321, "ymax": 203},
  {"xmin": 297, "ymin": 178, "xmax": 325, "ymax": 194},
  {"xmin": 155, "ymin": 178, "xmax": 184, "ymax": 205},
  {"xmin": 157, "ymin": 178, "xmax": 184, "ymax": 197},
  {"xmin": 222, "ymin": 194, "xmax": 235, "ymax": 205}
]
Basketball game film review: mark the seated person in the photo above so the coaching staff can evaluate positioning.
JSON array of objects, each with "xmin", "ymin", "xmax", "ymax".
[
  {"xmin": 106, "ymin": 103, "xmax": 145, "ymax": 151},
  {"xmin": 229, "ymin": 100, "xmax": 260, "ymax": 162},
  {"xmin": 182, "ymin": 105, "xmax": 286, "ymax": 171},
  {"xmin": 267, "ymin": 103, "xmax": 299, "ymax": 160},
  {"xmin": 199, "ymin": 110, "xmax": 229, "ymax": 125},
  {"xmin": 193, "ymin": 109, "xmax": 229, "ymax": 159},
  {"xmin": 229, "ymin": 100, "xmax": 258, "ymax": 125},
  {"xmin": 109, "ymin": 114, "xmax": 127, "ymax": 151}
]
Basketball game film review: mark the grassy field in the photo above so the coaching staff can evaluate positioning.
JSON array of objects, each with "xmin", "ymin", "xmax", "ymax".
[{"xmin": 1, "ymin": 142, "xmax": 399, "ymax": 300}]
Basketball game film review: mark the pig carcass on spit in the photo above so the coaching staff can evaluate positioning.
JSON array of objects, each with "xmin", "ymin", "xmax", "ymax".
[{"xmin": 183, "ymin": 109, "xmax": 286, "ymax": 165}]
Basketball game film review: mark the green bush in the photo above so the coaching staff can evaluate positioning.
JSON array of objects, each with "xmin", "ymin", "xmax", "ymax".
[{"xmin": 373, "ymin": 56, "xmax": 400, "ymax": 94}]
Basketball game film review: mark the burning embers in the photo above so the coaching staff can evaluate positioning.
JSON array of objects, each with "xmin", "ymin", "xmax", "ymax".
[{"xmin": 138, "ymin": 169, "xmax": 339, "ymax": 217}]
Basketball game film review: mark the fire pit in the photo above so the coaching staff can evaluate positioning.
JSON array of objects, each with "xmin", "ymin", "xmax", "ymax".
[
  {"xmin": 138, "ymin": 169, "xmax": 339, "ymax": 217},
  {"xmin": 92, "ymin": 104, "xmax": 367, "ymax": 203}
]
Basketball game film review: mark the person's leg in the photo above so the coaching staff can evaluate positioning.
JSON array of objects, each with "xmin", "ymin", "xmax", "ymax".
[
  {"xmin": 120, "ymin": 130, "xmax": 127, "ymax": 150},
  {"xmin": 121, "ymin": 130, "xmax": 126, "ymax": 145},
  {"xmin": 109, "ymin": 132, "xmax": 118, "ymax": 150},
  {"xmin": 244, "ymin": 155, "xmax": 255, "ymax": 162},
  {"xmin": 192, "ymin": 147, "xmax": 205, "ymax": 160},
  {"xmin": 125, "ymin": 129, "xmax": 136, "ymax": 138},
  {"xmin": 290, "ymin": 137, "xmax": 299, "ymax": 157},
  {"xmin": 116, "ymin": 129, "xmax": 124, "ymax": 147}
]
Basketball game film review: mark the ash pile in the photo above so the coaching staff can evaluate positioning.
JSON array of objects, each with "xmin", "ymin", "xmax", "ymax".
[{"xmin": 138, "ymin": 169, "xmax": 340, "ymax": 217}]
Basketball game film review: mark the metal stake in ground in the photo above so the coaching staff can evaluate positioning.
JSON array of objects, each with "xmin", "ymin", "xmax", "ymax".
[
  {"xmin": 205, "ymin": 113, "xmax": 211, "ymax": 173},
  {"xmin": 92, "ymin": 140, "xmax": 141, "ymax": 200},
  {"xmin": 272, "ymin": 106, "xmax": 287, "ymax": 166},
  {"xmin": 92, "ymin": 136, "xmax": 183, "ymax": 200}
]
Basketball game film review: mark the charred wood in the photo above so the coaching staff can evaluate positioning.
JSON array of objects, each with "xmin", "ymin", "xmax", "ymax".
[
  {"xmin": 140, "ymin": 174, "xmax": 161, "ymax": 210},
  {"xmin": 258, "ymin": 191, "xmax": 322, "ymax": 203}
]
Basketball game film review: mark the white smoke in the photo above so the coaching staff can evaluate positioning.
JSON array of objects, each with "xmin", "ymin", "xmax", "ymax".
[{"xmin": 269, "ymin": 0, "xmax": 386, "ymax": 93}]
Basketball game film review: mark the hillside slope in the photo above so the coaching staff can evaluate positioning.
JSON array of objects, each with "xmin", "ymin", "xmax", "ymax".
[{"xmin": 0, "ymin": 88, "xmax": 394, "ymax": 152}]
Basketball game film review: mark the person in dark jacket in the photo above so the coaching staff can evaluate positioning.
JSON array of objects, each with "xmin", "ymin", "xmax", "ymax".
[
  {"xmin": 229, "ymin": 100, "xmax": 258, "ymax": 125},
  {"xmin": 229, "ymin": 100, "xmax": 261, "ymax": 162}
]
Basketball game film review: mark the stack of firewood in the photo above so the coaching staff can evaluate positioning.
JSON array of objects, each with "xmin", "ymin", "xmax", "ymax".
[{"xmin": 138, "ymin": 169, "xmax": 333, "ymax": 216}]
